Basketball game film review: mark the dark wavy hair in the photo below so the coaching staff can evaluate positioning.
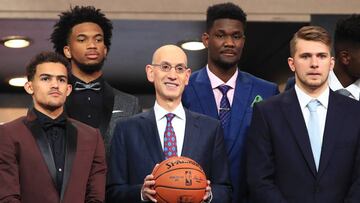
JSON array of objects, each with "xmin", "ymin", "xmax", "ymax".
[
  {"xmin": 26, "ymin": 51, "xmax": 71, "ymax": 82},
  {"xmin": 206, "ymin": 2, "xmax": 247, "ymax": 32},
  {"xmin": 334, "ymin": 14, "xmax": 360, "ymax": 56},
  {"xmin": 50, "ymin": 6, "xmax": 113, "ymax": 56}
]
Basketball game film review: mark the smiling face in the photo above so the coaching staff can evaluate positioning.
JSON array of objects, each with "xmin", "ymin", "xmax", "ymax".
[
  {"xmin": 202, "ymin": 18, "xmax": 245, "ymax": 71},
  {"xmin": 24, "ymin": 62, "xmax": 72, "ymax": 116},
  {"xmin": 146, "ymin": 45, "xmax": 191, "ymax": 107},
  {"xmin": 63, "ymin": 22, "xmax": 107, "ymax": 74},
  {"xmin": 288, "ymin": 39, "xmax": 334, "ymax": 95}
]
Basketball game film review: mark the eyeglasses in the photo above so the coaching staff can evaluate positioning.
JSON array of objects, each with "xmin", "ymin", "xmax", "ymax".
[{"xmin": 152, "ymin": 62, "xmax": 188, "ymax": 73}]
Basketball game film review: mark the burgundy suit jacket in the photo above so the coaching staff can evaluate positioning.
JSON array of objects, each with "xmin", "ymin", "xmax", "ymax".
[{"xmin": 0, "ymin": 109, "xmax": 106, "ymax": 203}]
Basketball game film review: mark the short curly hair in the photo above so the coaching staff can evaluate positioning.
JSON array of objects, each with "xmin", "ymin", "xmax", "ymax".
[
  {"xmin": 50, "ymin": 6, "xmax": 113, "ymax": 56},
  {"xmin": 334, "ymin": 14, "xmax": 360, "ymax": 56},
  {"xmin": 206, "ymin": 2, "xmax": 247, "ymax": 32}
]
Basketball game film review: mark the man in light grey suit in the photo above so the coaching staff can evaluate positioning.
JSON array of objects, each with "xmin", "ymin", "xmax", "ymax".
[{"xmin": 50, "ymin": 6, "xmax": 140, "ymax": 154}]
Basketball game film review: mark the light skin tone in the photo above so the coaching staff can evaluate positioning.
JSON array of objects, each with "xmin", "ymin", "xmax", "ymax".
[
  {"xmin": 24, "ymin": 62, "xmax": 72, "ymax": 119},
  {"xmin": 143, "ymin": 45, "xmax": 211, "ymax": 202},
  {"xmin": 202, "ymin": 18, "xmax": 246, "ymax": 82},
  {"xmin": 63, "ymin": 22, "xmax": 108, "ymax": 83},
  {"xmin": 145, "ymin": 45, "xmax": 191, "ymax": 112},
  {"xmin": 288, "ymin": 39, "xmax": 335, "ymax": 98}
]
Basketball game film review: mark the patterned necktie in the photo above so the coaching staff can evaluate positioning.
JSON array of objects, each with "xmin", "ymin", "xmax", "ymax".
[
  {"xmin": 307, "ymin": 100, "xmax": 322, "ymax": 171},
  {"xmin": 74, "ymin": 81, "xmax": 101, "ymax": 91},
  {"xmin": 164, "ymin": 113, "xmax": 177, "ymax": 159},
  {"xmin": 335, "ymin": 88, "xmax": 352, "ymax": 97},
  {"xmin": 218, "ymin": 85, "xmax": 231, "ymax": 129}
]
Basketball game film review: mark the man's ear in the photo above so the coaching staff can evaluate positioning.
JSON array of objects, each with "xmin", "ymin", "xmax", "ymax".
[
  {"xmin": 288, "ymin": 57, "xmax": 296, "ymax": 72},
  {"xmin": 63, "ymin": 46, "xmax": 72, "ymax": 59},
  {"xmin": 145, "ymin": 65, "xmax": 154, "ymax": 83},
  {"xmin": 201, "ymin": 32, "xmax": 209, "ymax": 49},
  {"xmin": 24, "ymin": 81, "xmax": 34, "ymax": 95},
  {"xmin": 339, "ymin": 50, "xmax": 350, "ymax": 65},
  {"xmin": 184, "ymin": 68, "xmax": 192, "ymax": 86}
]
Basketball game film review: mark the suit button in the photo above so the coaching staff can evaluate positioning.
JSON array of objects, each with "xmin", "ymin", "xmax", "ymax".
[
  {"xmin": 88, "ymin": 114, "xmax": 91, "ymax": 118},
  {"xmin": 315, "ymin": 186, "xmax": 321, "ymax": 193}
]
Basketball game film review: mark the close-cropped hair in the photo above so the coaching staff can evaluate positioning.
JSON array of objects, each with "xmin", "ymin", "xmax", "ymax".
[
  {"xmin": 26, "ymin": 51, "xmax": 71, "ymax": 82},
  {"xmin": 334, "ymin": 14, "xmax": 360, "ymax": 55},
  {"xmin": 50, "ymin": 5, "xmax": 113, "ymax": 56},
  {"xmin": 206, "ymin": 2, "xmax": 247, "ymax": 32},
  {"xmin": 289, "ymin": 26, "xmax": 331, "ymax": 57}
]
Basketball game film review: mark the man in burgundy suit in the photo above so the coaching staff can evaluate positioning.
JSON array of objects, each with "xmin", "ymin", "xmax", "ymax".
[{"xmin": 0, "ymin": 52, "xmax": 106, "ymax": 203}]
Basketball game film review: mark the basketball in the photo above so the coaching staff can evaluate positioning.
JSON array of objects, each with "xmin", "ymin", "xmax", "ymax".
[{"xmin": 152, "ymin": 156, "xmax": 207, "ymax": 203}]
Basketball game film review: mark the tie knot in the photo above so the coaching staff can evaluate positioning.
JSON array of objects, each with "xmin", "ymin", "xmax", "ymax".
[
  {"xmin": 165, "ymin": 113, "xmax": 175, "ymax": 122},
  {"xmin": 335, "ymin": 88, "xmax": 352, "ymax": 97},
  {"xmin": 74, "ymin": 81, "xmax": 101, "ymax": 91},
  {"xmin": 307, "ymin": 100, "xmax": 320, "ymax": 112},
  {"xmin": 218, "ymin": 85, "xmax": 231, "ymax": 95}
]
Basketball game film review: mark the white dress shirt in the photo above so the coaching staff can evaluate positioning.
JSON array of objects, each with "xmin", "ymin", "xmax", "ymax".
[
  {"xmin": 295, "ymin": 85, "xmax": 329, "ymax": 145},
  {"xmin": 153, "ymin": 101, "xmax": 186, "ymax": 156},
  {"xmin": 328, "ymin": 70, "xmax": 360, "ymax": 100}
]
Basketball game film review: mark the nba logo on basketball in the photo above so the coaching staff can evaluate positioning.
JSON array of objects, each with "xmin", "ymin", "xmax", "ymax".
[{"xmin": 185, "ymin": 171, "xmax": 192, "ymax": 186}]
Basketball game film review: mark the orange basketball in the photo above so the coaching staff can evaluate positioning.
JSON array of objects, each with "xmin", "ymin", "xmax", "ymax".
[{"xmin": 152, "ymin": 156, "xmax": 207, "ymax": 203}]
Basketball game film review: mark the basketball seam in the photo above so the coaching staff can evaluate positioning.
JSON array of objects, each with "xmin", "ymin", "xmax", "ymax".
[
  {"xmin": 153, "ymin": 167, "xmax": 205, "ymax": 180},
  {"xmin": 156, "ymin": 193, "xmax": 170, "ymax": 203},
  {"xmin": 154, "ymin": 186, "xmax": 206, "ymax": 190}
]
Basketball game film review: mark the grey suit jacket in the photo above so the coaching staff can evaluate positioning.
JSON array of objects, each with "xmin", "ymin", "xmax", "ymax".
[{"xmin": 101, "ymin": 82, "xmax": 141, "ymax": 156}]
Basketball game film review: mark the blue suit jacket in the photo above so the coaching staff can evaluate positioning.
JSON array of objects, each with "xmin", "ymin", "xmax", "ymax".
[
  {"xmin": 106, "ymin": 108, "xmax": 232, "ymax": 203},
  {"xmin": 247, "ymin": 89, "xmax": 360, "ymax": 203},
  {"xmin": 182, "ymin": 67, "xmax": 279, "ymax": 203}
]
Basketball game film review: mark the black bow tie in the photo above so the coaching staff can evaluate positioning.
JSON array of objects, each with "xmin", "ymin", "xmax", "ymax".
[
  {"xmin": 42, "ymin": 117, "xmax": 66, "ymax": 130},
  {"xmin": 74, "ymin": 81, "xmax": 101, "ymax": 91}
]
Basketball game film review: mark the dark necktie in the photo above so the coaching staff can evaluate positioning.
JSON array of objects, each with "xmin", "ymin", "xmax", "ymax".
[
  {"xmin": 164, "ymin": 113, "xmax": 177, "ymax": 159},
  {"xmin": 218, "ymin": 85, "xmax": 231, "ymax": 129},
  {"xmin": 335, "ymin": 88, "xmax": 352, "ymax": 97},
  {"xmin": 74, "ymin": 81, "xmax": 101, "ymax": 91}
]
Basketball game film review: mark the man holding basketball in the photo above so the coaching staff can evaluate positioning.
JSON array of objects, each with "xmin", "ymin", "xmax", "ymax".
[{"xmin": 106, "ymin": 45, "xmax": 231, "ymax": 202}]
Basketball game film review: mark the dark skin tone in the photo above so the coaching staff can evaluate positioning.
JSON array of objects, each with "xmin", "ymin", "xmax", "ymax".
[
  {"xmin": 202, "ymin": 18, "xmax": 246, "ymax": 82},
  {"xmin": 334, "ymin": 45, "xmax": 360, "ymax": 87}
]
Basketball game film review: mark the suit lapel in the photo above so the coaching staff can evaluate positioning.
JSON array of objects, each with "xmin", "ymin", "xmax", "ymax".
[
  {"xmin": 317, "ymin": 91, "xmax": 344, "ymax": 178},
  {"xmin": 141, "ymin": 110, "xmax": 165, "ymax": 163},
  {"xmin": 24, "ymin": 110, "xmax": 58, "ymax": 189},
  {"xmin": 99, "ymin": 81, "xmax": 114, "ymax": 136},
  {"xmin": 60, "ymin": 120, "xmax": 77, "ymax": 201},
  {"xmin": 281, "ymin": 90, "xmax": 318, "ymax": 176},
  {"xmin": 181, "ymin": 110, "xmax": 199, "ymax": 158},
  {"xmin": 193, "ymin": 68, "xmax": 218, "ymax": 118},
  {"xmin": 227, "ymin": 72, "xmax": 252, "ymax": 154}
]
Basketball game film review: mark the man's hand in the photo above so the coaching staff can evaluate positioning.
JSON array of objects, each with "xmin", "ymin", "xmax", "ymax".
[
  {"xmin": 141, "ymin": 174, "xmax": 157, "ymax": 202},
  {"xmin": 202, "ymin": 180, "xmax": 212, "ymax": 202}
]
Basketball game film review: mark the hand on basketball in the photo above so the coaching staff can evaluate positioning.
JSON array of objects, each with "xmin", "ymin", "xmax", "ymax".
[
  {"xmin": 202, "ymin": 180, "xmax": 212, "ymax": 202},
  {"xmin": 141, "ymin": 174, "xmax": 157, "ymax": 202}
]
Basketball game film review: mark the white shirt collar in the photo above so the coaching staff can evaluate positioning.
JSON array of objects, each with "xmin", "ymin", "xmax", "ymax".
[
  {"xmin": 328, "ymin": 70, "xmax": 360, "ymax": 100},
  {"xmin": 154, "ymin": 101, "xmax": 186, "ymax": 121},
  {"xmin": 328, "ymin": 70, "xmax": 343, "ymax": 91},
  {"xmin": 295, "ymin": 84, "xmax": 329, "ymax": 110}
]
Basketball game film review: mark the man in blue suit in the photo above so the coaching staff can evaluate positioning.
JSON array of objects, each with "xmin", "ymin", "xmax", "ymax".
[
  {"xmin": 106, "ymin": 45, "xmax": 232, "ymax": 203},
  {"xmin": 247, "ymin": 26, "xmax": 360, "ymax": 203},
  {"xmin": 182, "ymin": 3, "xmax": 279, "ymax": 202}
]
